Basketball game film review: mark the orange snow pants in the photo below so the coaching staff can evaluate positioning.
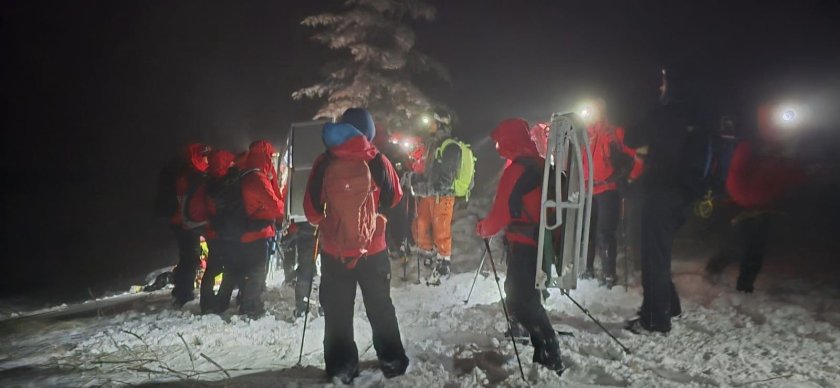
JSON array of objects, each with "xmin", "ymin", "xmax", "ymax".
[{"xmin": 412, "ymin": 196, "xmax": 455, "ymax": 256}]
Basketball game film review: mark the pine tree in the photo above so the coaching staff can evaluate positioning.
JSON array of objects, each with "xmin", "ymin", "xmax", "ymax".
[{"xmin": 292, "ymin": 0, "xmax": 449, "ymax": 130}]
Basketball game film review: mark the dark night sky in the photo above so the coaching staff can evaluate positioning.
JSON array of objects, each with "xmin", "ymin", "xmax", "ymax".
[{"xmin": 2, "ymin": 0, "xmax": 839, "ymax": 303}]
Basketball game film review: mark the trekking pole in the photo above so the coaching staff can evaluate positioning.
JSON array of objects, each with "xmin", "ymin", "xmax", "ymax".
[
  {"xmin": 561, "ymin": 289, "xmax": 631, "ymax": 354},
  {"xmin": 463, "ymin": 238, "xmax": 491, "ymax": 305},
  {"xmin": 484, "ymin": 238, "xmax": 526, "ymax": 382},
  {"xmin": 621, "ymin": 197, "xmax": 629, "ymax": 292},
  {"xmin": 297, "ymin": 226, "xmax": 320, "ymax": 366}
]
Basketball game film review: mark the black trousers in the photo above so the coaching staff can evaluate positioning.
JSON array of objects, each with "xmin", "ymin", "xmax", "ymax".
[
  {"xmin": 200, "ymin": 239, "xmax": 238, "ymax": 314},
  {"xmin": 293, "ymin": 226, "xmax": 317, "ymax": 312},
  {"xmin": 639, "ymin": 187, "xmax": 686, "ymax": 331},
  {"xmin": 504, "ymin": 243, "xmax": 560, "ymax": 358},
  {"xmin": 706, "ymin": 213, "xmax": 772, "ymax": 292},
  {"xmin": 586, "ymin": 190, "xmax": 621, "ymax": 276},
  {"xmin": 171, "ymin": 225, "xmax": 202, "ymax": 302},
  {"xmin": 230, "ymin": 239, "xmax": 269, "ymax": 317},
  {"xmin": 384, "ymin": 191, "xmax": 412, "ymax": 254},
  {"xmin": 320, "ymin": 250, "xmax": 408, "ymax": 377}
]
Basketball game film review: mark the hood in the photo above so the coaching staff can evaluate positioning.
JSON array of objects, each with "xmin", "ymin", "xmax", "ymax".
[
  {"xmin": 340, "ymin": 108, "xmax": 376, "ymax": 141},
  {"xmin": 207, "ymin": 149, "xmax": 235, "ymax": 178},
  {"xmin": 491, "ymin": 118, "xmax": 540, "ymax": 160},
  {"xmin": 322, "ymin": 123, "xmax": 377, "ymax": 161},
  {"xmin": 183, "ymin": 143, "xmax": 210, "ymax": 173},
  {"xmin": 246, "ymin": 140, "xmax": 278, "ymax": 177}
]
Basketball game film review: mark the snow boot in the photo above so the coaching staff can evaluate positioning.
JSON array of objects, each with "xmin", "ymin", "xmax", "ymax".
[
  {"xmin": 624, "ymin": 317, "xmax": 670, "ymax": 335},
  {"xmin": 580, "ymin": 267, "xmax": 595, "ymax": 279},
  {"xmin": 436, "ymin": 257, "xmax": 451, "ymax": 276},
  {"xmin": 601, "ymin": 274, "xmax": 617, "ymax": 289},
  {"xmin": 332, "ymin": 366, "xmax": 360, "ymax": 385},
  {"xmin": 533, "ymin": 338, "xmax": 564, "ymax": 376},
  {"xmin": 419, "ymin": 250, "xmax": 436, "ymax": 267},
  {"xmin": 380, "ymin": 357, "xmax": 409, "ymax": 378}
]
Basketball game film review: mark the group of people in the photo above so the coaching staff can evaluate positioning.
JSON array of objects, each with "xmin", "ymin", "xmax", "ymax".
[{"xmin": 154, "ymin": 66, "xmax": 804, "ymax": 383}]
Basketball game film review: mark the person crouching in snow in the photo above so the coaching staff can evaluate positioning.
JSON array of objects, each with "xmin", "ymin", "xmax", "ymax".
[
  {"xmin": 476, "ymin": 118, "xmax": 565, "ymax": 376},
  {"xmin": 304, "ymin": 113, "xmax": 409, "ymax": 384}
]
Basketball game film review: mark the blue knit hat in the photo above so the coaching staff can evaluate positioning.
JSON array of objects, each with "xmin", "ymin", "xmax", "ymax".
[
  {"xmin": 340, "ymin": 108, "xmax": 375, "ymax": 141},
  {"xmin": 322, "ymin": 122, "xmax": 364, "ymax": 148}
]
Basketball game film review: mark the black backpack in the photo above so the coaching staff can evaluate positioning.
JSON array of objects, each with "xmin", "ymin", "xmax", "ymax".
[{"xmin": 208, "ymin": 168, "xmax": 266, "ymax": 241}]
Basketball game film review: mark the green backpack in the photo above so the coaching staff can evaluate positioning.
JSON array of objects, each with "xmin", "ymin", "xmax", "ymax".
[{"xmin": 435, "ymin": 138, "xmax": 477, "ymax": 201}]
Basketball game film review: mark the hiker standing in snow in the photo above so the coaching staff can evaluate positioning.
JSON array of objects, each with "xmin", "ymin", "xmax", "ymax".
[
  {"xmin": 705, "ymin": 105, "xmax": 804, "ymax": 292},
  {"xmin": 304, "ymin": 109, "xmax": 408, "ymax": 383},
  {"xmin": 195, "ymin": 149, "xmax": 237, "ymax": 314},
  {"xmin": 581, "ymin": 99, "xmax": 644, "ymax": 289},
  {"xmin": 623, "ymin": 67, "xmax": 708, "ymax": 334},
  {"xmin": 411, "ymin": 112, "xmax": 465, "ymax": 279},
  {"xmin": 476, "ymin": 118, "xmax": 565, "ymax": 375},
  {"xmin": 154, "ymin": 143, "xmax": 211, "ymax": 307},
  {"xmin": 222, "ymin": 140, "xmax": 285, "ymax": 318}
]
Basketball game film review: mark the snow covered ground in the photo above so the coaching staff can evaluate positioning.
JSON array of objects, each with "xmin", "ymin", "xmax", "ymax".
[{"xmin": 2, "ymin": 201, "xmax": 839, "ymax": 387}]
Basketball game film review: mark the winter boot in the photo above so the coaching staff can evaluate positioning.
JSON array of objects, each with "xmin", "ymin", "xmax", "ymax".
[
  {"xmin": 380, "ymin": 356, "xmax": 409, "ymax": 378},
  {"xmin": 419, "ymin": 249, "xmax": 436, "ymax": 267},
  {"xmin": 436, "ymin": 256, "xmax": 451, "ymax": 276},
  {"xmin": 533, "ymin": 338, "xmax": 564, "ymax": 376},
  {"xmin": 332, "ymin": 366, "xmax": 360, "ymax": 385},
  {"xmin": 601, "ymin": 274, "xmax": 617, "ymax": 289},
  {"xmin": 580, "ymin": 266, "xmax": 595, "ymax": 279}
]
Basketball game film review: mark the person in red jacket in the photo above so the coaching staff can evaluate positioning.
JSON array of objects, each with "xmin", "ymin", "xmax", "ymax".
[
  {"xmin": 171, "ymin": 143, "xmax": 210, "ymax": 307},
  {"xmin": 231, "ymin": 140, "xmax": 285, "ymax": 317},
  {"xmin": 476, "ymin": 118, "xmax": 564, "ymax": 376},
  {"xmin": 304, "ymin": 117, "xmax": 408, "ymax": 383},
  {"xmin": 581, "ymin": 99, "xmax": 643, "ymax": 288},
  {"xmin": 705, "ymin": 106, "xmax": 804, "ymax": 292},
  {"xmin": 197, "ymin": 149, "xmax": 236, "ymax": 314}
]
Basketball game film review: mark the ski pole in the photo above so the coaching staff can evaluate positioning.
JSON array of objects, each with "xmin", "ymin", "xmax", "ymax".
[
  {"xmin": 621, "ymin": 197, "xmax": 629, "ymax": 292},
  {"xmin": 484, "ymin": 238, "xmax": 526, "ymax": 382},
  {"xmin": 561, "ymin": 289, "xmax": 631, "ymax": 354},
  {"xmin": 463, "ymin": 238, "xmax": 491, "ymax": 305},
  {"xmin": 297, "ymin": 226, "xmax": 320, "ymax": 366}
]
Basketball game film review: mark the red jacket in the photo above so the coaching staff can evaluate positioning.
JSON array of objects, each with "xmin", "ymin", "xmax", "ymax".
[
  {"xmin": 172, "ymin": 143, "xmax": 210, "ymax": 227},
  {"xmin": 583, "ymin": 121, "xmax": 643, "ymax": 195},
  {"xmin": 476, "ymin": 118, "xmax": 545, "ymax": 246},
  {"xmin": 200, "ymin": 150, "xmax": 236, "ymax": 240},
  {"xmin": 240, "ymin": 141, "xmax": 285, "ymax": 243},
  {"xmin": 304, "ymin": 132, "xmax": 403, "ymax": 258},
  {"xmin": 726, "ymin": 140, "xmax": 804, "ymax": 210}
]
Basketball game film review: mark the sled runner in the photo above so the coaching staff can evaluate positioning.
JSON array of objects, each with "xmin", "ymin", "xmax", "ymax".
[{"xmin": 535, "ymin": 112, "xmax": 594, "ymax": 292}]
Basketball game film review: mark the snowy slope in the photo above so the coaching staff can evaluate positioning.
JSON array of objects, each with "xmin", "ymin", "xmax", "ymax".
[{"xmin": 2, "ymin": 201, "xmax": 839, "ymax": 387}]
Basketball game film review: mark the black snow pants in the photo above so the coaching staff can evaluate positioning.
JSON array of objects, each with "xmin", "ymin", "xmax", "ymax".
[
  {"xmin": 200, "ymin": 239, "xmax": 237, "ymax": 314},
  {"xmin": 586, "ymin": 190, "xmax": 621, "ymax": 277},
  {"xmin": 706, "ymin": 212, "xmax": 772, "ymax": 292},
  {"xmin": 230, "ymin": 239, "xmax": 269, "ymax": 317},
  {"xmin": 384, "ymin": 190, "xmax": 412, "ymax": 255},
  {"xmin": 639, "ymin": 187, "xmax": 686, "ymax": 332},
  {"xmin": 320, "ymin": 250, "xmax": 409, "ymax": 378},
  {"xmin": 504, "ymin": 243, "xmax": 562, "ymax": 364},
  {"xmin": 171, "ymin": 225, "xmax": 202, "ymax": 303},
  {"xmin": 293, "ymin": 225, "xmax": 317, "ymax": 313}
]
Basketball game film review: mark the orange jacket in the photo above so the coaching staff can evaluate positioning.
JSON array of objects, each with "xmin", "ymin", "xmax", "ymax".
[{"xmin": 240, "ymin": 141, "xmax": 285, "ymax": 243}]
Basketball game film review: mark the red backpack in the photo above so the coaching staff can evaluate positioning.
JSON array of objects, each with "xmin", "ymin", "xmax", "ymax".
[{"xmin": 322, "ymin": 155, "xmax": 377, "ymax": 264}]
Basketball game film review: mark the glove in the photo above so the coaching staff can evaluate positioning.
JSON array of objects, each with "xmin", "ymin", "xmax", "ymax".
[{"xmin": 475, "ymin": 219, "xmax": 490, "ymax": 238}]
